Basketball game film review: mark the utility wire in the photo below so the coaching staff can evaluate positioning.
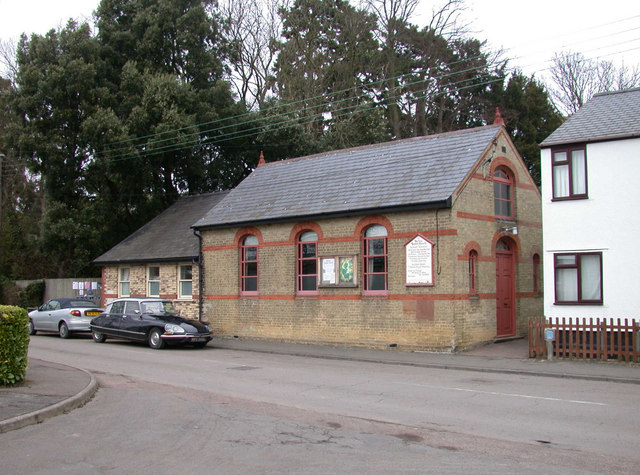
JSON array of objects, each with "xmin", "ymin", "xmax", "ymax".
[
  {"xmin": 98, "ymin": 50, "xmax": 495, "ymax": 156},
  {"xmin": 95, "ymin": 72, "xmax": 506, "ymax": 164}
]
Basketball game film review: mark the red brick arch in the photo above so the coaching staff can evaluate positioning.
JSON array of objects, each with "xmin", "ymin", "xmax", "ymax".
[
  {"xmin": 289, "ymin": 222, "xmax": 324, "ymax": 242},
  {"xmin": 462, "ymin": 241, "xmax": 482, "ymax": 258},
  {"xmin": 353, "ymin": 215, "xmax": 394, "ymax": 238},
  {"xmin": 491, "ymin": 232, "xmax": 521, "ymax": 261},
  {"xmin": 233, "ymin": 227, "xmax": 264, "ymax": 247},
  {"xmin": 490, "ymin": 157, "xmax": 519, "ymax": 184},
  {"xmin": 529, "ymin": 245, "xmax": 542, "ymax": 260}
]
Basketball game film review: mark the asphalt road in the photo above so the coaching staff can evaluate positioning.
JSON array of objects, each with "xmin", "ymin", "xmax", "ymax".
[{"xmin": 2, "ymin": 335, "xmax": 638, "ymax": 474}]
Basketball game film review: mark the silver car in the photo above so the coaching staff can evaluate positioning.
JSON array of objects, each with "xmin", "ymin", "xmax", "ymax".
[{"xmin": 28, "ymin": 298, "xmax": 105, "ymax": 338}]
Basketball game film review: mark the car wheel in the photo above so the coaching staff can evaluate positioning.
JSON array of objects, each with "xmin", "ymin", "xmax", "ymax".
[
  {"xmin": 148, "ymin": 328, "xmax": 165, "ymax": 349},
  {"xmin": 27, "ymin": 319, "xmax": 37, "ymax": 335},
  {"xmin": 59, "ymin": 322, "xmax": 71, "ymax": 339},
  {"xmin": 92, "ymin": 331, "xmax": 106, "ymax": 343}
]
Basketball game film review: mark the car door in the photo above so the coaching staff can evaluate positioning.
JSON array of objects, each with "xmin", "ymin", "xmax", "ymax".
[
  {"xmin": 30, "ymin": 302, "xmax": 47, "ymax": 331},
  {"xmin": 34, "ymin": 300, "xmax": 60, "ymax": 331},
  {"xmin": 121, "ymin": 300, "xmax": 146, "ymax": 341},
  {"xmin": 50, "ymin": 300, "xmax": 71, "ymax": 329},
  {"xmin": 101, "ymin": 300, "xmax": 126, "ymax": 337}
]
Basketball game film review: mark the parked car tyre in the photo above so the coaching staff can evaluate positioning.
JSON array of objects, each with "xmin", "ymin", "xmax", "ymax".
[
  {"xmin": 148, "ymin": 327, "xmax": 165, "ymax": 350},
  {"xmin": 92, "ymin": 331, "xmax": 106, "ymax": 343},
  {"xmin": 59, "ymin": 322, "xmax": 70, "ymax": 339},
  {"xmin": 28, "ymin": 319, "xmax": 36, "ymax": 335}
]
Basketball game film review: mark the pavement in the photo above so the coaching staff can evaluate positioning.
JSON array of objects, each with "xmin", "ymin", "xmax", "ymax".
[{"xmin": 1, "ymin": 337, "xmax": 639, "ymax": 434}]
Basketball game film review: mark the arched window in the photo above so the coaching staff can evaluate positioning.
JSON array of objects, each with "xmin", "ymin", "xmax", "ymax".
[
  {"xmin": 493, "ymin": 167, "xmax": 513, "ymax": 219},
  {"xmin": 363, "ymin": 225, "xmax": 388, "ymax": 293},
  {"xmin": 297, "ymin": 231, "xmax": 318, "ymax": 293},
  {"xmin": 469, "ymin": 250, "xmax": 478, "ymax": 294},
  {"xmin": 240, "ymin": 235, "xmax": 258, "ymax": 294},
  {"xmin": 533, "ymin": 253, "xmax": 541, "ymax": 293}
]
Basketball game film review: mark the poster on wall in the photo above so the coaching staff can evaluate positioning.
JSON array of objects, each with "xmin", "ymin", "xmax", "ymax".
[
  {"xmin": 338, "ymin": 256, "xmax": 355, "ymax": 285},
  {"xmin": 320, "ymin": 255, "xmax": 357, "ymax": 287},
  {"xmin": 321, "ymin": 258, "xmax": 337, "ymax": 285},
  {"xmin": 405, "ymin": 234, "xmax": 434, "ymax": 286}
]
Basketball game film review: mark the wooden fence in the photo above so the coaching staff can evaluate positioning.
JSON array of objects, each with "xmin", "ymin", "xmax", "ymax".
[{"xmin": 529, "ymin": 317, "xmax": 640, "ymax": 362}]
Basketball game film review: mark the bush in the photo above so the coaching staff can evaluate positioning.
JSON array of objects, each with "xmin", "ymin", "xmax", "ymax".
[
  {"xmin": 0, "ymin": 305, "xmax": 30, "ymax": 385},
  {"xmin": 18, "ymin": 281, "xmax": 45, "ymax": 309}
]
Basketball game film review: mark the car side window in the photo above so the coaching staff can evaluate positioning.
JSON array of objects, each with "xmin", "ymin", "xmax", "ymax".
[
  {"xmin": 110, "ymin": 301, "xmax": 126, "ymax": 314},
  {"xmin": 50, "ymin": 300, "xmax": 61, "ymax": 310},
  {"xmin": 141, "ymin": 302, "xmax": 163, "ymax": 314},
  {"xmin": 124, "ymin": 301, "xmax": 140, "ymax": 315}
]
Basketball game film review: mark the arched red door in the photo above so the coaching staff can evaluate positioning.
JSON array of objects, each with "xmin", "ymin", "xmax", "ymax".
[{"xmin": 495, "ymin": 238, "xmax": 516, "ymax": 337}]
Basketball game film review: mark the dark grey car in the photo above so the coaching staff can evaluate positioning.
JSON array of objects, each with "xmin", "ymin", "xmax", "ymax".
[{"xmin": 90, "ymin": 297, "xmax": 212, "ymax": 349}]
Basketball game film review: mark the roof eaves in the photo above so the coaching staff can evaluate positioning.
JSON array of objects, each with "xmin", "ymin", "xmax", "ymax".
[
  {"xmin": 540, "ymin": 131, "xmax": 640, "ymax": 148},
  {"xmin": 93, "ymin": 255, "xmax": 198, "ymax": 266},
  {"xmin": 193, "ymin": 198, "xmax": 452, "ymax": 231}
]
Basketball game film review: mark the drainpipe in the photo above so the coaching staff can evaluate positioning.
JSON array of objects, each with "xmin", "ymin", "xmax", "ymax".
[{"xmin": 193, "ymin": 228, "xmax": 204, "ymax": 321}]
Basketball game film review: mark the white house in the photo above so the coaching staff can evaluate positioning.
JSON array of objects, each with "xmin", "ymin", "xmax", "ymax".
[{"xmin": 540, "ymin": 87, "xmax": 640, "ymax": 321}]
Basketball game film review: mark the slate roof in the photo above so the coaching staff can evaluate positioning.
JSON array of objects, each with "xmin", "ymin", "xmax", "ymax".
[
  {"xmin": 541, "ymin": 87, "xmax": 640, "ymax": 147},
  {"xmin": 194, "ymin": 125, "xmax": 502, "ymax": 229},
  {"xmin": 94, "ymin": 191, "xmax": 229, "ymax": 265}
]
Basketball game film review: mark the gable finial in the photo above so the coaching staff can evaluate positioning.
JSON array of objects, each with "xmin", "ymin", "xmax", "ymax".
[
  {"xmin": 493, "ymin": 107, "xmax": 505, "ymax": 125},
  {"xmin": 257, "ymin": 150, "xmax": 266, "ymax": 167}
]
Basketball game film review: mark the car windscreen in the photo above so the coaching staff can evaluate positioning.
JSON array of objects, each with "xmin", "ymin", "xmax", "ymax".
[{"xmin": 141, "ymin": 301, "xmax": 178, "ymax": 315}]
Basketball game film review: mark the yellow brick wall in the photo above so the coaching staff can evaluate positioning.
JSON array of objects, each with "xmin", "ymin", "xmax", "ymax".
[{"xmin": 450, "ymin": 131, "xmax": 543, "ymax": 347}]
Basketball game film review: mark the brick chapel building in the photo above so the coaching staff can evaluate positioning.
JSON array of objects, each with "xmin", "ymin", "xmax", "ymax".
[{"xmin": 190, "ymin": 122, "xmax": 543, "ymax": 351}]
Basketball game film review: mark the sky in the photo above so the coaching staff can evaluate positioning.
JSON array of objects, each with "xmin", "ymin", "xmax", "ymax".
[{"xmin": 0, "ymin": 0, "xmax": 639, "ymax": 81}]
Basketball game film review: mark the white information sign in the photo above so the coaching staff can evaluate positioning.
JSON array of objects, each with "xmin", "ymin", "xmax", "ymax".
[
  {"xmin": 405, "ymin": 235, "xmax": 433, "ymax": 285},
  {"xmin": 322, "ymin": 258, "xmax": 337, "ymax": 284}
]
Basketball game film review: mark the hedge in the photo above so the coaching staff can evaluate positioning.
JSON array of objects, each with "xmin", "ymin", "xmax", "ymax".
[{"xmin": 0, "ymin": 305, "xmax": 30, "ymax": 385}]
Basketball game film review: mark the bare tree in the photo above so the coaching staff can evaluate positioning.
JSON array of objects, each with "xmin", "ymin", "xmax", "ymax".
[
  {"xmin": 0, "ymin": 38, "xmax": 18, "ymax": 82},
  {"xmin": 426, "ymin": 0, "xmax": 469, "ymax": 40},
  {"xmin": 550, "ymin": 51, "xmax": 640, "ymax": 115},
  {"xmin": 360, "ymin": 0, "xmax": 472, "ymax": 137},
  {"xmin": 220, "ymin": 0, "xmax": 289, "ymax": 110}
]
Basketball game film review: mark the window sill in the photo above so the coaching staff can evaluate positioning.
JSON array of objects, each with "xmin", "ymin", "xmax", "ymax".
[{"xmin": 551, "ymin": 195, "xmax": 588, "ymax": 202}]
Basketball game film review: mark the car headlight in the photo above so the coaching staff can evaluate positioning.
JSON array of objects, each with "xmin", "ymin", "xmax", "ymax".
[
  {"xmin": 164, "ymin": 324, "xmax": 185, "ymax": 334},
  {"xmin": 204, "ymin": 325, "xmax": 210, "ymax": 332}
]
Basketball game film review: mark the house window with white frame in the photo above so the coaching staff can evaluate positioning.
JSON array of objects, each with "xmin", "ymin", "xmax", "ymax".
[
  {"xmin": 554, "ymin": 252, "xmax": 602, "ymax": 304},
  {"xmin": 119, "ymin": 267, "xmax": 130, "ymax": 297},
  {"xmin": 148, "ymin": 266, "xmax": 160, "ymax": 297},
  {"xmin": 552, "ymin": 146, "xmax": 587, "ymax": 200},
  {"xmin": 178, "ymin": 264, "xmax": 193, "ymax": 299}
]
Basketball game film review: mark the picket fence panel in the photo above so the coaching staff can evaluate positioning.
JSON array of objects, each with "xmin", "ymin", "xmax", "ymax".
[{"xmin": 529, "ymin": 317, "xmax": 640, "ymax": 362}]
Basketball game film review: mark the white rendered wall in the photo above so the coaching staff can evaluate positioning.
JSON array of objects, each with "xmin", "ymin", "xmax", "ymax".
[{"xmin": 541, "ymin": 137, "xmax": 640, "ymax": 320}]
